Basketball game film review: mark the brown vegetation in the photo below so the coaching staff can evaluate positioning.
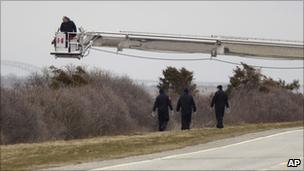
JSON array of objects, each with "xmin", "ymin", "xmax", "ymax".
[
  {"xmin": 1, "ymin": 66, "xmax": 156, "ymax": 144},
  {"xmin": 225, "ymin": 63, "xmax": 303, "ymax": 123},
  {"xmin": 1, "ymin": 64, "xmax": 303, "ymax": 145}
]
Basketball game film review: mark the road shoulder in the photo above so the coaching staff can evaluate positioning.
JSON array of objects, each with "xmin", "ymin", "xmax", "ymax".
[{"xmin": 44, "ymin": 127, "xmax": 303, "ymax": 171}]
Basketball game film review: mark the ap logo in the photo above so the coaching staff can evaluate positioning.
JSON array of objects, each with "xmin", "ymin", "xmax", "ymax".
[{"xmin": 287, "ymin": 159, "xmax": 301, "ymax": 167}]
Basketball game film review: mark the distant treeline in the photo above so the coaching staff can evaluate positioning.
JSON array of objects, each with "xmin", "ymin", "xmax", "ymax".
[{"xmin": 0, "ymin": 65, "xmax": 303, "ymax": 144}]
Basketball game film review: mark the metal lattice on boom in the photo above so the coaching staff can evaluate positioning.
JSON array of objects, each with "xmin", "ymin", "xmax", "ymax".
[{"xmin": 50, "ymin": 28, "xmax": 304, "ymax": 60}]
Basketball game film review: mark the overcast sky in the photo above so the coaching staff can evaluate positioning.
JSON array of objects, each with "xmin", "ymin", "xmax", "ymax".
[{"xmin": 1, "ymin": 1, "xmax": 303, "ymax": 84}]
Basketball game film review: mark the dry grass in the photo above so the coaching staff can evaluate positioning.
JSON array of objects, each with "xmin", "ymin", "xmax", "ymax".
[{"xmin": 1, "ymin": 121, "xmax": 303, "ymax": 170}]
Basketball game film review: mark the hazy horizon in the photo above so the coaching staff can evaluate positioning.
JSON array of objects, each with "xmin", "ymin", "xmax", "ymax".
[{"xmin": 1, "ymin": 1, "xmax": 303, "ymax": 84}]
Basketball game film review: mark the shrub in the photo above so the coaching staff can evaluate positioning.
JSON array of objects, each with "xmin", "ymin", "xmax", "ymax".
[{"xmin": 0, "ymin": 66, "xmax": 154, "ymax": 144}]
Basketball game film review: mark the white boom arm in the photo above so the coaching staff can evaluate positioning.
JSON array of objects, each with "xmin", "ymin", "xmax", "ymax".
[{"xmin": 51, "ymin": 30, "xmax": 304, "ymax": 60}]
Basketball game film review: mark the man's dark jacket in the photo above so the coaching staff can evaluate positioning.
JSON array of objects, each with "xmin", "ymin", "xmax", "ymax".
[
  {"xmin": 153, "ymin": 93, "xmax": 173, "ymax": 121},
  {"xmin": 211, "ymin": 90, "xmax": 229, "ymax": 110},
  {"xmin": 176, "ymin": 93, "xmax": 196, "ymax": 114},
  {"xmin": 60, "ymin": 20, "xmax": 77, "ymax": 33}
]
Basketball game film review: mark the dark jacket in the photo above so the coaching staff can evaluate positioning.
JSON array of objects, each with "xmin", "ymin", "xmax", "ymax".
[
  {"xmin": 60, "ymin": 20, "xmax": 77, "ymax": 33},
  {"xmin": 153, "ymin": 93, "xmax": 173, "ymax": 120},
  {"xmin": 211, "ymin": 90, "xmax": 229, "ymax": 109},
  {"xmin": 176, "ymin": 93, "xmax": 196, "ymax": 114}
]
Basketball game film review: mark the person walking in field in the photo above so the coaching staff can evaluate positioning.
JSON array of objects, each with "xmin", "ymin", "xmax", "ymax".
[
  {"xmin": 152, "ymin": 89, "xmax": 173, "ymax": 131},
  {"xmin": 211, "ymin": 85, "xmax": 229, "ymax": 128},
  {"xmin": 176, "ymin": 88, "xmax": 197, "ymax": 130}
]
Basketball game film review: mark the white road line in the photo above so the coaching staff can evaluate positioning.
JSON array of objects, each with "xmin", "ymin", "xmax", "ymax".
[
  {"xmin": 259, "ymin": 161, "xmax": 287, "ymax": 171},
  {"xmin": 91, "ymin": 129, "xmax": 303, "ymax": 171}
]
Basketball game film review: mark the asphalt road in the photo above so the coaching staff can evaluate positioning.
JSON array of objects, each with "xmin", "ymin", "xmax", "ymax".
[{"xmin": 46, "ymin": 127, "xmax": 303, "ymax": 171}]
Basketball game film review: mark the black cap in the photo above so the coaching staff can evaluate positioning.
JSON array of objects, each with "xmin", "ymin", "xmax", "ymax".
[
  {"xmin": 184, "ymin": 88, "xmax": 189, "ymax": 93},
  {"xmin": 217, "ymin": 85, "xmax": 223, "ymax": 90},
  {"xmin": 159, "ymin": 88, "xmax": 164, "ymax": 94}
]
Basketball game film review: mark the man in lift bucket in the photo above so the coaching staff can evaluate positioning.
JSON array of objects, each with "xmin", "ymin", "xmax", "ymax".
[{"xmin": 52, "ymin": 16, "xmax": 77, "ymax": 47}]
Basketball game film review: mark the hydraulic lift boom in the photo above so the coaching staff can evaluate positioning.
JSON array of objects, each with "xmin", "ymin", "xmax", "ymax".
[{"xmin": 50, "ymin": 30, "xmax": 304, "ymax": 60}]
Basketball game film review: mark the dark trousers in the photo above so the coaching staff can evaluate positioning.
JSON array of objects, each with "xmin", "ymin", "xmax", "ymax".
[
  {"xmin": 181, "ymin": 112, "xmax": 192, "ymax": 130},
  {"xmin": 64, "ymin": 33, "xmax": 76, "ymax": 50},
  {"xmin": 158, "ymin": 119, "xmax": 168, "ymax": 131},
  {"xmin": 215, "ymin": 108, "xmax": 225, "ymax": 128}
]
